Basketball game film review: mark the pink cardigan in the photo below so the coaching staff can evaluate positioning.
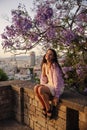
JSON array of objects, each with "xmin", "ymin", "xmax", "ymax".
[{"xmin": 40, "ymin": 63, "xmax": 64, "ymax": 98}]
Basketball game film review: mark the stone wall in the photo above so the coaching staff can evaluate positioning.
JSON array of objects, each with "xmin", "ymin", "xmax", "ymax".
[
  {"xmin": 0, "ymin": 80, "xmax": 87, "ymax": 130},
  {"xmin": 0, "ymin": 85, "xmax": 13, "ymax": 120},
  {"xmin": 23, "ymin": 87, "xmax": 67, "ymax": 130}
]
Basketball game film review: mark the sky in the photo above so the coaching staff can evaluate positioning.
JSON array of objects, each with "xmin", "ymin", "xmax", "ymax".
[{"xmin": 0, "ymin": 0, "xmax": 42, "ymax": 58}]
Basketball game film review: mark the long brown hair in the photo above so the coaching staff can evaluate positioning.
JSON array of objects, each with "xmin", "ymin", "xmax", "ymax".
[{"xmin": 41, "ymin": 48, "xmax": 64, "ymax": 76}]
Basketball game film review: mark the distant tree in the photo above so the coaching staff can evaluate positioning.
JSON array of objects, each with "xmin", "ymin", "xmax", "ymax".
[{"xmin": 0, "ymin": 68, "xmax": 8, "ymax": 81}]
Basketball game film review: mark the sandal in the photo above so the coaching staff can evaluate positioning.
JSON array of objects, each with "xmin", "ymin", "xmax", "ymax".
[
  {"xmin": 47, "ymin": 106, "xmax": 53, "ymax": 119},
  {"xmin": 42, "ymin": 108, "xmax": 47, "ymax": 117}
]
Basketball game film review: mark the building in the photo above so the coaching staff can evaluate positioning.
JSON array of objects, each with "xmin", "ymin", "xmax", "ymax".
[{"xmin": 29, "ymin": 52, "xmax": 35, "ymax": 67}]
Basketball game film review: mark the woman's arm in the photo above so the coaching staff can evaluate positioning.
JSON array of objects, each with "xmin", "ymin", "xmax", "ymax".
[
  {"xmin": 52, "ymin": 64, "xmax": 64, "ymax": 98},
  {"xmin": 41, "ymin": 63, "xmax": 46, "ymax": 77}
]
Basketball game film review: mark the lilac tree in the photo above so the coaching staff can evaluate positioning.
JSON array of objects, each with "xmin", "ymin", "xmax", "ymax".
[{"xmin": 1, "ymin": 0, "xmax": 87, "ymax": 93}]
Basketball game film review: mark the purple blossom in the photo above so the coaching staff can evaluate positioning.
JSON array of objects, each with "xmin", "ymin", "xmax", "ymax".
[
  {"xmin": 62, "ymin": 66, "xmax": 73, "ymax": 74},
  {"xmin": 62, "ymin": 66, "xmax": 73, "ymax": 79},
  {"xmin": 46, "ymin": 27, "xmax": 56, "ymax": 39},
  {"xmin": 2, "ymin": 40, "xmax": 14, "ymax": 49},
  {"xmin": 12, "ymin": 9, "xmax": 32, "ymax": 32},
  {"xmin": 13, "ymin": 17, "xmax": 32, "ymax": 31},
  {"xmin": 76, "ymin": 13, "xmax": 87, "ymax": 22},
  {"xmin": 56, "ymin": 4, "xmax": 62, "ymax": 9},
  {"xmin": 29, "ymin": 33, "xmax": 38, "ymax": 42},
  {"xmin": 76, "ymin": 65, "xmax": 87, "ymax": 81},
  {"xmin": 1, "ymin": 34, "xmax": 8, "ymax": 39},
  {"xmin": 48, "ymin": 0, "xmax": 57, "ymax": 4},
  {"xmin": 5, "ymin": 25, "xmax": 16, "ymax": 37},
  {"xmin": 35, "ymin": 5, "xmax": 53, "ymax": 25},
  {"xmin": 62, "ymin": 30, "xmax": 76, "ymax": 45},
  {"xmin": 75, "ymin": 26, "xmax": 84, "ymax": 35},
  {"xmin": 23, "ymin": 18, "xmax": 32, "ymax": 30},
  {"xmin": 45, "ymin": 7, "xmax": 53, "ymax": 19}
]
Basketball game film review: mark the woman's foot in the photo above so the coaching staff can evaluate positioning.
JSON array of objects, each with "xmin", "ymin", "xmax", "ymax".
[
  {"xmin": 46, "ymin": 105, "xmax": 53, "ymax": 119},
  {"xmin": 47, "ymin": 109, "xmax": 52, "ymax": 119},
  {"xmin": 42, "ymin": 108, "xmax": 47, "ymax": 117}
]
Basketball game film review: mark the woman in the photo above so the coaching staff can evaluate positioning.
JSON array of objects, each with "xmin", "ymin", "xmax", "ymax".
[{"xmin": 34, "ymin": 48, "xmax": 64, "ymax": 118}]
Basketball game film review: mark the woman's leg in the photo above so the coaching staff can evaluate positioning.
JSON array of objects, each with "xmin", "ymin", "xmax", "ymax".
[
  {"xmin": 38, "ymin": 85, "xmax": 52, "ymax": 111},
  {"xmin": 34, "ymin": 84, "xmax": 46, "ymax": 109}
]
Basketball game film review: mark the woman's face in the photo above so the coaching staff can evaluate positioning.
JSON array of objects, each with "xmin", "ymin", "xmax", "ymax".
[{"xmin": 45, "ymin": 50, "xmax": 54, "ymax": 62}]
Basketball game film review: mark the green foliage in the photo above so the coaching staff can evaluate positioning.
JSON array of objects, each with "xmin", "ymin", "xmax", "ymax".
[
  {"xmin": 65, "ymin": 69, "xmax": 78, "ymax": 88},
  {"xmin": 33, "ymin": 73, "xmax": 40, "ymax": 83},
  {"xmin": 34, "ymin": 77, "xmax": 40, "ymax": 84},
  {"xmin": 0, "ymin": 68, "xmax": 8, "ymax": 81}
]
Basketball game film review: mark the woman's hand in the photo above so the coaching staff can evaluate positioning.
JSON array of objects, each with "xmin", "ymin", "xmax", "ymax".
[{"xmin": 52, "ymin": 97, "xmax": 59, "ymax": 106}]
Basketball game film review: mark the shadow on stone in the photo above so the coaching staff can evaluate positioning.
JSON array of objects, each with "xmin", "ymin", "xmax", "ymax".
[
  {"xmin": 51, "ymin": 105, "xmax": 59, "ymax": 120},
  {"xmin": 0, "ymin": 119, "xmax": 32, "ymax": 130}
]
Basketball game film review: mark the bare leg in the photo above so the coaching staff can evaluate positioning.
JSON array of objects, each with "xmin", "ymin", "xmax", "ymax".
[
  {"xmin": 34, "ymin": 84, "xmax": 53, "ymax": 118},
  {"xmin": 38, "ymin": 85, "xmax": 52, "ymax": 111},
  {"xmin": 34, "ymin": 84, "xmax": 46, "ymax": 109}
]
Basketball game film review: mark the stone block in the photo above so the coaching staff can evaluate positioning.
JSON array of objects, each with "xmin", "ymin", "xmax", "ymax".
[
  {"xmin": 79, "ymin": 121, "xmax": 87, "ymax": 130},
  {"xmin": 37, "ymin": 116, "xmax": 46, "ymax": 127},
  {"xmin": 23, "ymin": 116, "xmax": 29, "ymax": 126},
  {"xmin": 59, "ymin": 104, "xmax": 67, "ymax": 112},
  {"xmin": 29, "ymin": 119, "xmax": 34, "ymax": 129},
  {"xmin": 58, "ymin": 110, "xmax": 66, "ymax": 120},
  {"xmin": 79, "ymin": 112, "xmax": 87, "ymax": 122}
]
